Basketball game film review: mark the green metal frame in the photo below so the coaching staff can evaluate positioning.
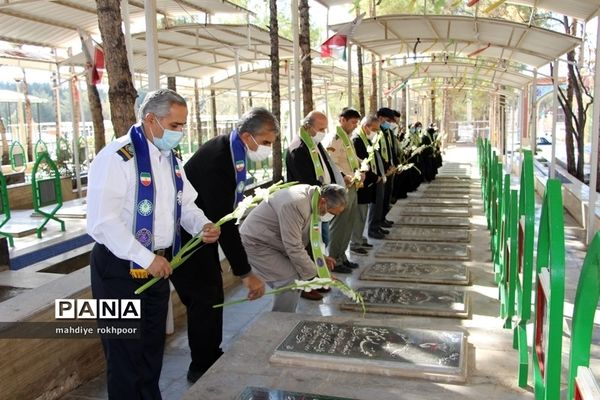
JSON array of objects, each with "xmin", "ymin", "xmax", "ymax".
[
  {"xmin": 78, "ymin": 136, "xmax": 88, "ymax": 164},
  {"xmin": 513, "ymin": 150, "xmax": 535, "ymax": 387},
  {"xmin": 9, "ymin": 141, "xmax": 26, "ymax": 172},
  {"xmin": 0, "ymin": 170, "xmax": 14, "ymax": 247},
  {"xmin": 34, "ymin": 139, "xmax": 48, "ymax": 161},
  {"xmin": 567, "ymin": 232, "xmax": 600, "ymax": 399},
  {"xmin": 532, "ymin": 179, "xmax": 565, "ymax": 400},
  {"xmin": 495, "ymin": 173, "xmax": 510, "ymax": 283},
  {"xmin": 500, "ymin": 187, "xmax": 518, "ymax": 329},
  {"xmin": 31, "ymin": 152, "xmax": 65, "ymax": 238}
]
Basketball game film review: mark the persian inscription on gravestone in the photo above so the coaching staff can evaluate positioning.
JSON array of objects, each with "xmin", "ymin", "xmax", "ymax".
[
  {"xmin": 399, "ymin": 206, "xmax": 470, "ymax": 217},
  {"xmin": 375, "ymin": 241, "xmax": 470, "ymax": 261},
  {"xmin": 235, "ymin": 387, "xmax": 359, "ymax": 400},
  {"xmin": 386, "ymin": 226, "xmax": 470, "ymax": 243},
  {"xmin": 407, "ymin": 198, "xmax": 470, "ymax": 207},
  {"xmin": 360, "ymin": 261, "xmax": 470, "ymax": 285},
  {"xmin": 341, "ymin": 286, "xmax": 469, "ymax": 318},
  {"xmin": 420, "ymin": 192, "xmax": 470, "ymax": 199},
  {"xmin": 271, "ymin": 320, "xmax": 466, "ymax": 382},
  {"xmin": 396, "ymin": 215, "xmax": 470, "ymax": 227},
  {"xmin": 425, "ymin": 187, "xmax": 478, "ymax": 194}
]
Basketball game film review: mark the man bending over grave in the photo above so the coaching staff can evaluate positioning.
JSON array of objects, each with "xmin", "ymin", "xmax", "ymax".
[{"xmin": 239, "ymin": 184, "xmax": 347, "ymax": 312}]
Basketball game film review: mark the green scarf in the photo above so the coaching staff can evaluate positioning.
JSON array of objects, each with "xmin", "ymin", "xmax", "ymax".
[
  {"xmin": 336, "ymin": 126, "xmax": 360, "ymax": 171},
  {"xmin": 310, "ymin": 188, "xmax": 331, "ymax": 279},
  {"xmin": 299, "ymin": 127, "xmax": 326, "ymax": 184},
  {"xmin": 358, "ymin": 127, "xmax": 377, "ymax": 171}
]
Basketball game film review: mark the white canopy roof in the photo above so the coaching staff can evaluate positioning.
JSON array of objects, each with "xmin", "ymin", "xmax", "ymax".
[
  {"xmin": 331, "ymin": 14, "xmax": 581, "ymax": 68},
  {"xmin": 0, "ymin": 0, "xmax": 251, "ymax": 48}
]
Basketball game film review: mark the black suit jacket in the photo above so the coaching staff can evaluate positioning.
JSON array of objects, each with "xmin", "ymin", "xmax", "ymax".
[
  {"xmin": 182, "ymin": 134, "xmax": 251, "ymax": 277},
  {"xmin": 285, "ymin": 136, "xmax": 336, "ymax": 185},
  {"xmin": 352, "ymin": 135, "xmax": 380, "ymax": 204}
]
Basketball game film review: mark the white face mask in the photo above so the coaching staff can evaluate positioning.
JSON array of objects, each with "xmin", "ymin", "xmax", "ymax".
[
  {"xmin": 313, "ymin": 130, "xmax": 327, "ymax": 144},
  {"xmin": 320, "ymin": 212, "xmax": 335, "ymax": 222},
  {"xmin": 367, "ymin": 131, "xmax": 378, "ymax": 142},
  {"xmin": 389, "ymin": 122, "xmax": 398, "ymax": 131},
  {"xmin": 246, "ymin": 135, "xmax": 272, "ymax": 162}
]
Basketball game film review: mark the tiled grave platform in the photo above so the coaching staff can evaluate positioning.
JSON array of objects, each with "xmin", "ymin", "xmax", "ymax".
[
  {"xmin": 396, "ymin": 215, "xmax": 470, "ymax": 228},
  {"xmin": 385, "ymin": 226, "xmax": 470, "ymax": 242},
  {"xmin": 398, "ymin": 206, "xmax": 470, "ymax": 217},
  {"xmin": 407, "ymin": 197, "xmax": 470, "ymax": 207},
  {"xmin": 376, "ymin": 241, "xmax": 470, "ymax": 260},
  {"xmin": 360, "ymin": 261, "xmax": 470, "ymax": 285}
]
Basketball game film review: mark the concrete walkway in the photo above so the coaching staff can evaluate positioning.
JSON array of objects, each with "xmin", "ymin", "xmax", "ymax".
[{"xmin": 61, "ymin": 143, "xmax": 592, "ymax": 400}]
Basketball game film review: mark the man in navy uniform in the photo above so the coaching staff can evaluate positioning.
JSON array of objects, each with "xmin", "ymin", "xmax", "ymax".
[{"xmin": 87, "ymin": 89, "xmax": 220, "ymax": 399}]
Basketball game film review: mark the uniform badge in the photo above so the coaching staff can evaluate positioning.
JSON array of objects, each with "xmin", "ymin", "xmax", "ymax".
[
  {"xmin": 235, "ymin": 160, "xmax": 245, "ymax": 172},
  {"xmin": 175, "ymin": 165, "xmax": 182, "ymax": 178},
  {"xmin": 140, "ymin": 172, "xmax": 152, "ymax": 187},
  {"xmin": 137, "ymin": 199, "xmax": 153, "ymax": 216},
  {"xmin": 135, "ymin": 228, "xmax": 152, "ymax": 247},
  {"xmin": 176, "ymin": 190, "xmax": 183, "ymax": 205},
  {"xmin": 236, "ymin": 181, "xmax": 245, "ymax": 193}
]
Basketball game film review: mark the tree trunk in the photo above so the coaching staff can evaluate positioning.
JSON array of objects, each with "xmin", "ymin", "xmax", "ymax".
[
  {"xmin": 86, "ymin": 77, "xmax": 106, "ymax": 154},
  {"xmin": 96, "ymin": 0, "xmax": 137, "ymax": 137},
  {"xmin": 357, "ymin": 46, "xmax": 365, "ymax": 116},
  {"xmin": 21, "ymin": 71, "xmax": 34, "ymax": 162},
  {"xmin": 167, "ymin": 76, "xmax": 176, "ymax": 91},
  {"xmin": 0, "ymin": 118, "xmax": 9, "ymax": 165},
  {"xmin": 299, "ymin": 0, "xmax": 313, "ymax": 115},
  {"xmin": 210, "ymin": 89, "xmax": 217, "ymax": 137},
  {"xmin": 269, "ymin": 0, "xmax": 282, "ymax": 182},
  {"xmin": 430, "ymin": 89, "xmax": 436, "ymax": 124},
  {"xmin": 369, "ymin": 57, "xmax": 377, "ymax": 113},
  {"xmin": 194, "ymin": 79, "xmax": 202, "ymax": 146}
]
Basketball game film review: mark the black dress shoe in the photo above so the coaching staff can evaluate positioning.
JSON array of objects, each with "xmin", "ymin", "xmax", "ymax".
[
  {"xmin": 343, "ymin": 260, "xmax": 359, "ymax": 269},
  {"xmin": 378, "ymin": 227, "xmax": 390, "ymax": 234},
  {"xmin": 187, "ymin": 368, "xmax": 205, "ymax": 384},
  {"xmin": 332, "ymin": 265, "xmax": 353, "ymax": 274},
  {"xmin": 301, "ymin": 290, "xmax": 324, "ymax": 300},
  {"xmin": 350, "ymin": 246, "xmax": 368, "ymax": 255},
  {"xmin": 368, "ymin": 231, "xmax": 385, "ymax": 239},
  {"xmin": 381, "ymin": 220, "xmax": 393, "ymax": 228},
  {"xmin": 361, "ymin": 242, "xmax": 374, "ymax": 248}
]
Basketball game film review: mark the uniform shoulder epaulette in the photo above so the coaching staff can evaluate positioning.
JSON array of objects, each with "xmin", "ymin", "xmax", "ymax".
[{"xmin": 116, "ymin": 143, "xmax": 134, "ymax": 161}]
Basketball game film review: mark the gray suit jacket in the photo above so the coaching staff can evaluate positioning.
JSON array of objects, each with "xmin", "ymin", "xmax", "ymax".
[{"xmin": 239, "ymin": 184, "xmax": 317, "ymax": 282}]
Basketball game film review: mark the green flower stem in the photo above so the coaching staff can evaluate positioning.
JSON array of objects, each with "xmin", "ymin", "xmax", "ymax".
[
  {"xmin": 212, "ymin": 283, "xmax": 299, "ymax": 308},
  {"xmin": 135, "ymin": 181, "xmax": 297, "ymax": 295}
]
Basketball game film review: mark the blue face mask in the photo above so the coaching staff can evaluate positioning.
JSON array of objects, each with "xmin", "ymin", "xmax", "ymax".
[
  {"xmin": 380, "ymin": 121, "xmax": 390, "ymax": 130},
  {"xmin": 154, "ymin": 119, "xmax": 184, "ymax": 151}
]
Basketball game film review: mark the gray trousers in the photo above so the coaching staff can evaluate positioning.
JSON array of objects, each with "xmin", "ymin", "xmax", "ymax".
[
  {"xmin": 328, "ymin": 186, "xmax": 357, "ymax": 263},
  {"xmin": 350, "ymin": 203, "xmax": 369, "ymax": 247},
  {"xmin": 267, "ymin": 276, "xmax": 301, "ymax": 313}
]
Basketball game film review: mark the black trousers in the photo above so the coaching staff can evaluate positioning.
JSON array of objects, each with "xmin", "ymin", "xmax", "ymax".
[
  {"xmin": 368, "ymin": 180, "xmax": 385, "ymax": 234},
  {"xmin": 382, "ymin": 175, "xmax": 393, "ymax": 218},
  {"xmin": 170, "ymin": 242, "xmax": 224, "ymax": 374},
  {"xmin": 90, "ymin": 244, "xmax": 169, "ymax": 400}
]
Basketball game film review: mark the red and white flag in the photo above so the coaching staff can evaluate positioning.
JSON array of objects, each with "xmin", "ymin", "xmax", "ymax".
[{"xmin": 321, "ymin": 34, "xmax": 348, "ymax": 60}]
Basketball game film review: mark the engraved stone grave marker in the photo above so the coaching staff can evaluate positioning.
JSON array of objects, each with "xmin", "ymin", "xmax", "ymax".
[
  {"xmin": 419, "ymin": 192, "xmax": 470, "ymax": 199},
  {"xmin": 386, "ymin": 226, "xmax": 470, "ymax": 243},
  {"xmin": 396, "ymin": 215, "xmax": 470, "ymax": 228},
  {"xmin": 236, "ymin": 387, "xmax": 358, "ymax": 400},
  {"xmin": 398, "ymin": 206, "xmax": 470, "ymax": 217},
  {"xmin": 270, "ymin": 320, "xmax": 467, "ymax": 382},
  {"xmin": 407, "ymin": 198, "xmax": 470, "ymax": 207},
  {"xmin": 375, "ymin": 241, "xmax": 470, "ymax": 260},
  {"xmin": 341, "ymin": 286, "xmax": 470, "ymax": 318},
  {"xmin": 360, "ymin": 261, "xmax": 470, "ymax": 285}
]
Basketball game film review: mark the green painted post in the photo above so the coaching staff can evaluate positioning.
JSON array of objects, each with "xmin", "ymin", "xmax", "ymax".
[
  {"xmin": 9, "ymin": 141, "xmax": 26, "ymax": 172},
  {"xmin": 566, "ymin": 232, "xmax": 600, "ymax": 399},
  {"xmin": 500, "ymin": 188, "xmax": 518, "ymax": 329},
  {"xmin": 0, "ymin": 169, "xmax": 14, "ymax": 247},
  {"xmin": 31, "ymin": 152, "xmax": 65, "ymax": 238},
  {"xmin": 513, "ymin": 150, "xmax": 535, "ymax": 387},
  {"xmin": 532, "ymin": 179, "xmax": 565, "ymax": 400},
  {"xmin": 495, "ymin": 173, "xmax": 511, "ymax": 283}
]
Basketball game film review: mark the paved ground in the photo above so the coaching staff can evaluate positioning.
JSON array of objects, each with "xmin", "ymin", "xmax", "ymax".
[{"xmin": 60, "ymin": 143, "xmax": 592, "ymax": 400}]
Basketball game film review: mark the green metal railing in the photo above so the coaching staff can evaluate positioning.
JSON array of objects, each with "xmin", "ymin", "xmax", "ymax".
[{"xmin": 31, "ymin": 152, "xmax": 65, "ymax": 238}]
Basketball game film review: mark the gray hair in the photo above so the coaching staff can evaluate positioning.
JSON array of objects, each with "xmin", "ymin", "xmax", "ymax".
[
  {"xmin": 361, "ymin": 114, "xmax": 379, "ymax": 126},
  {"xmin": 138, "ymin": 89, "xmax": 187, "ymax": 121},
  {"xmin": 321, "ymin": 184, "xmax": 348, "ymax": 208},
  {"xmin": 237, "ymin": 107, "xmax": 280, "ymax": 136}
]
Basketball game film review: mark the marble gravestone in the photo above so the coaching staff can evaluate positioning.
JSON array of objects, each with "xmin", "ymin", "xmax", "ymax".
[
  {"xmin": 375, "ymin": 241, "xmax": 470, "ymax": 261},
  {"xmin": 270, "ymin": 321, "xmax": 468, "ymax": 383},
  {"xmin": 340, "ymin": 286, "xmax": 470, "ymax": 318},
  {"xmin": 407, "ymin": 198, "xmax": 470, "ymax": 207},
  {"xmin": 235, "ymin": 387, "xmax": 359, "ymax": 400},
  {"xmin": 360, "ymin": 261, "xmax": 470, "ymax": 285},
  {"xmin": 419, "ymin": 192, "xmax": 470, "ymax": 199},
  {"xmin": 398, "ymin": 206, "xmax": 470, "ymax": 217},
  {"xmin": 396, "ymin": 215, "xmax": 470, "ymax": 228},
  {"xmin": 386, "ymin": 226, "xmax": 470, "ymax": 243}
]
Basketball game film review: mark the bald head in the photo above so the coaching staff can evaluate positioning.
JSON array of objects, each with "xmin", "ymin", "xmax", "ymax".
[{"xmin": 301, "ymin": 111, "xmax": 328, "ymax": 137}]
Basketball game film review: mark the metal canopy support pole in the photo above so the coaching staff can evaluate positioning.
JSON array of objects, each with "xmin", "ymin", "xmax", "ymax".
[
  {"xmin": 287, "ymin": 64, "xmax": 294, "ymax": 142},
  {"xmin": 347, "ymin": 44, "xmax": 353, "ymax": 107},
  {"xmin": 234, "ymin": 50, "xmax": 242, "ymax": 119},
  {"xmin": 324, "ymin": 80, "xmax": 330, "ymax": 128},
  {"xmin": 405, "ymin": 84, "xmax": 410, "ymax": 131},
  {"xmin": 550, "ymin": 59, "xmax": 558, "ymax": 179},
  {"xmin": 587, "ymin": 16, "xmax": 600, "ymax": 243},
  {"xmin": 73, "ymin": 79, "xmax": 84, "ymax": 198},
  {"xmin": 531, "ymin": 69, "xmax": 537, "ymax": 154},
  {"xmin": 144, "ymin": 0, "xmax": 159, "ymax": 90},
  {"xmin": 292, "ymin": 0, "xmax": 301, "ymax": 132},
  {"xmin": 121, "ymin": 0, "xmax": 134, "ymax": 80}
]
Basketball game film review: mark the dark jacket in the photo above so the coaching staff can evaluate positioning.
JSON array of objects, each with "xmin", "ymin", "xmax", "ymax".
[
  {"xmin": 285, "ymin": 136, "xmax": 337, "ymax": 185},
  {"xmin": 182, "ymin": 134, "xmax": 251, "ymax": 277},
  {"xmin": 352, "ymin": 134, "xmax": 380, "ymax": 204}
]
